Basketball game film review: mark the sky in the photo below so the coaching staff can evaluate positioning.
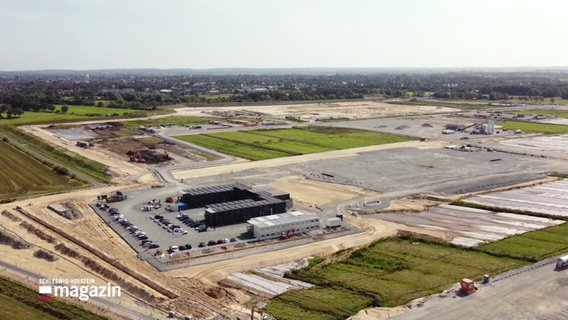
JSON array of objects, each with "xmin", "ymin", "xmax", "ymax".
[{"xmin": 1, "ymin": 0, "xmax": 567, "ymax": 71}]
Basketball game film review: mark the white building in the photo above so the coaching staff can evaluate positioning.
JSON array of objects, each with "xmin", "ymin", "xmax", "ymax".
[{"xmin": 247, "ymin": 211, "xmax": 320, "ymax": 240}]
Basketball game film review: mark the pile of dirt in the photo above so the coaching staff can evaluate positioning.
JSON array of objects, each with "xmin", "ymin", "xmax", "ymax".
[
  {"xmin": 19, "ymin": 221, "xmax": 57, "ymax": 244},
  {"xmin": 204, "ymin": 286, "xmax": 228, "ymax": 299},
  {"xmin": 128, "ymin": 149, "xmax": 173, "ymax": 164},
  {"xmin": 33, "ymin": 249, "xmax": 59, "ymax": 262},
  {"xmin": 0, "ymin": 227, "xmax": 32, "ymax": 249},
  {"xmin": 54, "ymin": 243, "xmax": 158, "ymax": 303},
  {"xmin": 422, "ymin": 123, "xmax": 434, "ymax": 127},
  {"xmin": 395, "ymin": 125, "xmax": 410, "ymax": 130},
  {"xmin": 51, "ymin": 202, "xmax": 82, "ymax": 220},
  {"xmin": 86, "ymin": 122, "xmax": 123, "ymax": 139},
  {"xmin": 1, "ymin": 210, "xmax": 22, "ymax": 222}
]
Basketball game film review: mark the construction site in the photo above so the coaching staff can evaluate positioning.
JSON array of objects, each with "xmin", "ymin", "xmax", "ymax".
[{"xmin": 2, "ymin": 100, "xmax": 568, "ymax": 320}]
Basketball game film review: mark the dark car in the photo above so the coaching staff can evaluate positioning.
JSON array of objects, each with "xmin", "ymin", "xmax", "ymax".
[
  {"xmin": 229, "ymin": 237, "xmax": 238, "ymax": 242},
  {"xmin": 216, "ymin": 239, "xmax": 226, "ymax": 245},
  {"xmin": 178, "ymin": 245, "xmax": 187, "ymax": 251},
  {"xmin": 148, "ymin": 243, "xmax": 160, "ymax": 249},
  {"xmin": 198, "ymin": 242, "xmax": 206, "ymax": 248},
  {"xmin": 207, "ymin": 240, "xmax": 217, "ymax": 246},
  {"xmin": 140, "ymin": 240, "xmax": 151, "ymax": 246},
  {"xmin": 185, "ymin": 244, "xmax": 192, "ymax": 250},
  {"xmin": 138, "ymin": 235, "xmax": 148, "ymax": 241}
]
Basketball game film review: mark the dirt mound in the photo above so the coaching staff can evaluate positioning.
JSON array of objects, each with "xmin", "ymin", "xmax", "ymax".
[
  {"xmin": 422, "ymin": 123, "xmax": 434, "ymax": 127},
  {"xmin": 54, "ymin": 243, "xmax": 158, "ymax": 303},
  {"xmin": 0, "ymin": 227, "xmax": 32, "ymax": 249},
  {"xmin": 20, "ymin": 221, "xmax": 57, "ymax": 244},
  {"xmin": 204, "ymin": 286, "xmax": 228, "ymax": 299},
  {"xmin": 86, "ymin": 122, "xmax": 123, "ymax": 138},
  {"xmin": 1, "ymin": 210, "xmax": 22, "ymax": 222},
  {"xmin": 33, "ymin": 249, "xmax": 59, "ymax": 262},
  {"xmin": 138, "ymin": 149, "xmax": 173, "ymax": 164}
]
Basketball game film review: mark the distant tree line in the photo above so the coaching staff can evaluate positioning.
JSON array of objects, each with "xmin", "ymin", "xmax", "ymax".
[{"xmin": 1, "ymin": 71, "xmax": 568, "ymax": 117}]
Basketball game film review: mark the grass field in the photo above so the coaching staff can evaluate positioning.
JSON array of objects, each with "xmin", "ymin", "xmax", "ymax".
[
  {"xmin": 175, "ymin": 126, "xmax": 414, "ymax": 160},
  {"xmin": 477, "ymin": 223, "xmax": 568, "ymax": 261},
  {"xmin": 0, "ymin": 141, "xmax": 85, "ymax": 201},
  {"xmin": 266, "ymin": 234, "xmax": 527, "ymax": 320},
  {"xmin": 499, "ymin": 121, "xmax": 568, "ymax": 134},
  {"xmin": 0, "ymin": 105, "xmax": 146, "ymax": 125},
  {"xmin": 0, "ymin": 275, "xmax": 107, "ymax": 320},
  {"xmin": 1, "ymin": 125, "xmax": 110, "ymax": 184},
  {"xmin": 514, "ymin": 109, "xmax": 568, "ymax": 118}
]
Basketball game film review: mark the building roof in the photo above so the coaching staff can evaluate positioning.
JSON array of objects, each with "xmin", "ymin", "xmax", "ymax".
[
  {"xmin": 181, "ymin": 182, "xmax": 248, "ymax": 196},
  {"xmin": 247, "ymin": 211, "xmax": 319, "ymax": 228}
]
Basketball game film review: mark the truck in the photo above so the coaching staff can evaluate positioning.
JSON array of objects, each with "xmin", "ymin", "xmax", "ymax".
[{"xmin": 326, "ymin": 217, "xmax": 342, "ymax": 228}]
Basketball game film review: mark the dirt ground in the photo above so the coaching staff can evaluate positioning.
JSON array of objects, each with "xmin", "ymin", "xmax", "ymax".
[
  {"xmin": 20, "ymin": 125, "xmax": 147, "ymax": 180},
  {"xmin": 269, "ymin": 177, "xmax": 375, "ymax": 207},
  {"xmin": 173, "ymin": 100, "xmax": 460, "ymax": 119}
]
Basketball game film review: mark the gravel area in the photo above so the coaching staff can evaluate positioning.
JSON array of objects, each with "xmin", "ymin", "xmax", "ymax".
[{"xmin": 373, "ymin": 204, "xmax": 563, "ymax": 247}]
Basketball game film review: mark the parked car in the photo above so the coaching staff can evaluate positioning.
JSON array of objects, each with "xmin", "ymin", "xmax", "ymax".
[
  {"xmin": 207, "ymin": 240, "xmax": 217, "ymax": 246},
  {"xmin": 198, "ymin": 242, "xmax": 206, "ymax": 248}
]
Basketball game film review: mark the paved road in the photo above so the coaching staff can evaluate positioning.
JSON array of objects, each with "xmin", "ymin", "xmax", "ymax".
[
  {"xmin": 0, "ymin": 259, "xmax": 159, "ymax": 320},
  {"xmin": 393, "ymin": 259, "xmax": 568, "ymax": 320}
]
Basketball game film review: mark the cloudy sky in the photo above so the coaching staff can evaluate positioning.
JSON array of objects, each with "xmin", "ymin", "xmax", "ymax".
[{"xmin": 1, "ymin": 0, "xmax": 567, "ymax": 70}]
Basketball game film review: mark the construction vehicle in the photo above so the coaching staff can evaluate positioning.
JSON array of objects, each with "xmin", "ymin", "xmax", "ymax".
[
  {"xmin": 104, "ymin": 191, "xmax": 127, "ymax": 203},
  {"xmin": 456, "ymin": 278, "xmax": 477, "ymax": 295}
]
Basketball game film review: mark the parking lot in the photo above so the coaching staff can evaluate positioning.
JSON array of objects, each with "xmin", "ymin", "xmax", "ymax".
[{"xmin": 91, "ymin": 186, "xmax": 256, "ymax": 258}]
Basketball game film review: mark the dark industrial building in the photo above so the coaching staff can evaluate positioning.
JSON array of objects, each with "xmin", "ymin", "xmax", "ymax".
[{"xmin": 180, "ymin": 183, "xmax": 290, "ymax": 227}]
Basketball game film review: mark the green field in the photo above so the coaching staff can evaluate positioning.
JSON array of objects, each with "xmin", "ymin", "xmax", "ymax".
[
  {"xmin": 0, "ymin": 105, "xmax": 146, "ymax": 125},
  {"xmin": 1, "ymin": 125, "xmax": 110, "ymax": 185},
  {"xmin": 477, "ymin": 223, "xmax": 568, "ymax": 261},
  {"xmin": 0, "ymin": 141, "xmax": 85, "ymax": 201},
  {"xmin": 514, "ymin": 109, "xmax": 568, "ymax": 118},
  {"xmin": 0, "ymin": 275, "xmax": 107, "ymax": 320},
  {"xmin": 499, "ymin": 121, "xmax": 568, "ymax": 134},
  {"xmin": 176, "ymin": 126, "xmax": 414, "ymax": 160},
  {"xmin": 266, "ymin": 235, "xmax": 527, "ymax": 320}
]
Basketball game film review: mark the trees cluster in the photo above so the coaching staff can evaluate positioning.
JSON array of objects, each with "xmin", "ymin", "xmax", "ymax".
[{"xmin": 0, "ymin": 70, "xmax": 568, "ymax": 116}]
